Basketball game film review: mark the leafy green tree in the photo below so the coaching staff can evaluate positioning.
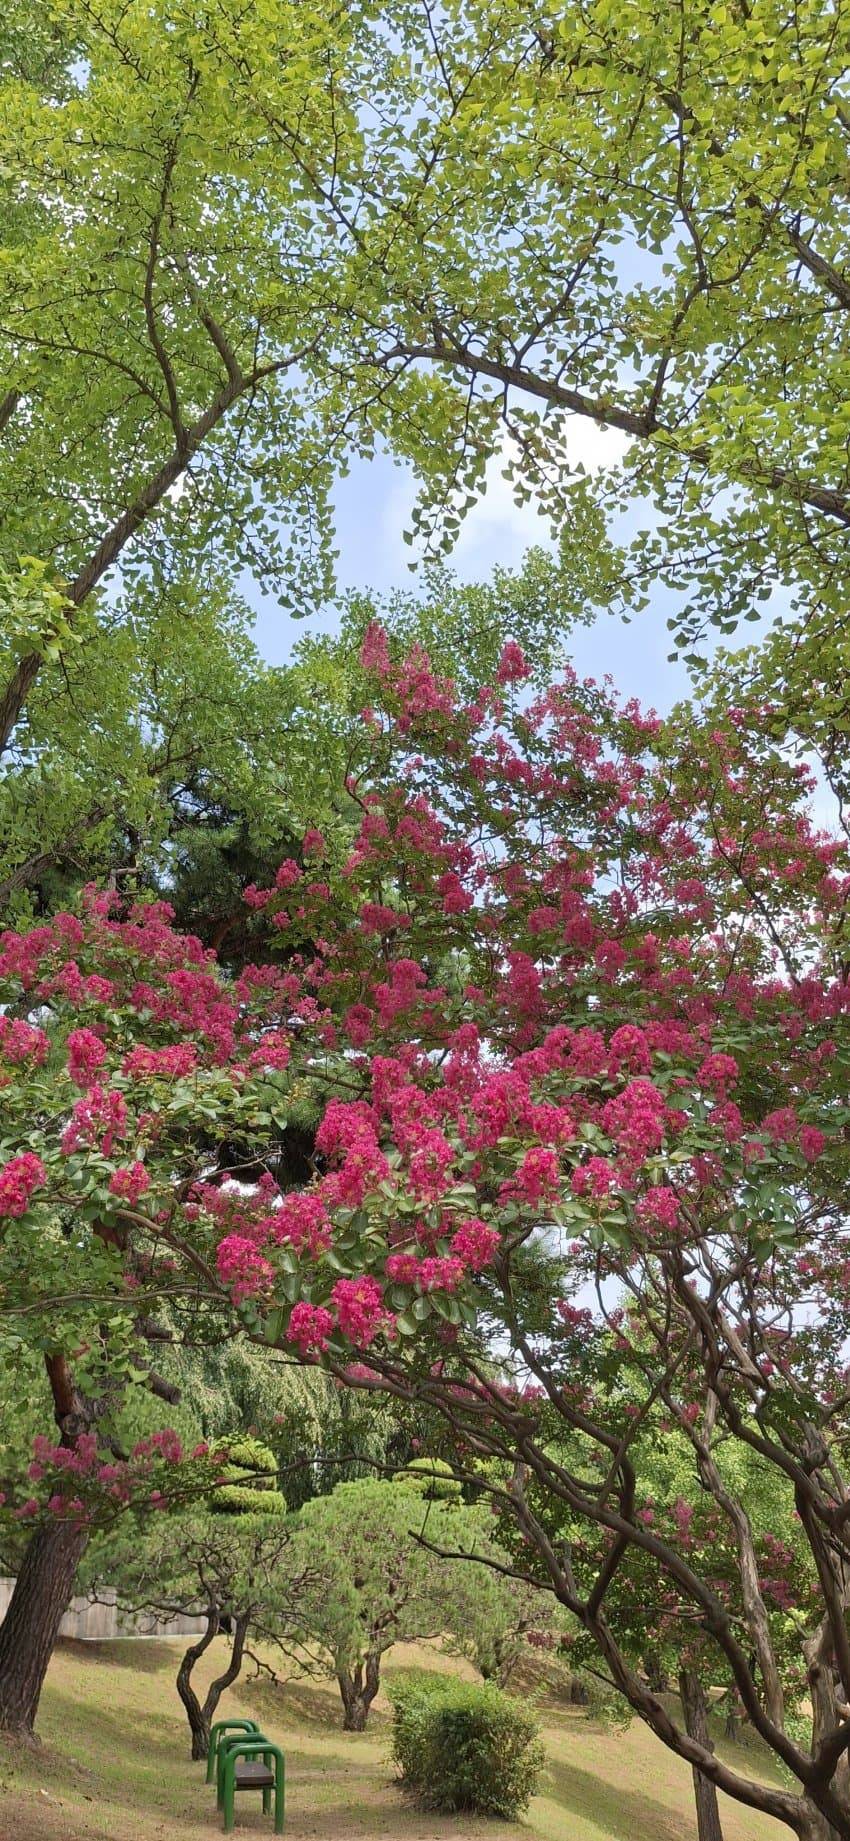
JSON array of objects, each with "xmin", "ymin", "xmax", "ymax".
[
  {"xmin": 0, "ymin": 549, "xmax": 578, "ymax": 926},
  {"xmin": 91, "ymin": 1507, "xmax": 306, "ymax": 1758},
  {"xmin": 289, "ymin": 1479, "xmax": 526, "ymax": 1729},
  {"xmin": 3, "ymin": 0, "xmax": 850, "ymax": 759},
  {"xmin": 288, "ymin": 1480, "xmax": 446, "ymax": 1729}
]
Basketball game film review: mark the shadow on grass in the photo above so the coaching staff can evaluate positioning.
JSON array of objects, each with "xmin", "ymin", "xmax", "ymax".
[
  {"xmin": 543, "ymin": 1753, "xmax": 692, "ymax": 1841},
  {"xmin": 245, "ymin": 1674, "xmax": 383, "ymax": 1736},
  {"xmin": 37, "ymin": 1679, "xmax": 183, "ymax": 1774},
  {"xmin": 55, "ymin": 1636, "xmax": 177, "ymax": 1675}
]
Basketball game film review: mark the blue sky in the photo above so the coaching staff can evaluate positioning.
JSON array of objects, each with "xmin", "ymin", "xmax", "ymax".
[{"xmin": 246, "ymin": 417, "xmax": 699, "ymax": 716}]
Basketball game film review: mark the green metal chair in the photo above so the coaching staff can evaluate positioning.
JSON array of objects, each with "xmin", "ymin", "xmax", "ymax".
[
  {"xmin": 219, "ymin": 1735, "xmax": 285, "ymax": 1834},
  {"xmin": 205, "ymin": 1717, "xmax": 262, "ymax": 1784}
]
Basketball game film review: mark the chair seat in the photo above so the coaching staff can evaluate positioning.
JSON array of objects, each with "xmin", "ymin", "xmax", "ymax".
[{"xmin": 234, "ymin": 1760, "xmax": 276, "ymax": 1790}]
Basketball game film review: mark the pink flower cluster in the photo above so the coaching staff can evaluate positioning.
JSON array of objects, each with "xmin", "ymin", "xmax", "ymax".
[
  {"xmin": 448, "ymin": 1218, "xmax": 500, "ymax": 1270},
  {"xmin": 122, "ymin": 1043, "xmax": 198, "ymax": 1079},
  {"xmin": 499, "ymin": 1145, "xmax": 561, "ymax": 1207},
  {"xmin": 496, "ymin": 640, "xmax": 529, "ymax": 685},
  {"xmin": 17, "ymin": 1424, "xmax": 195, "ymax": 1524},
  {"xmin": 331, "ymin": 1275, "xmax": 392, "ymax": 1346},
  {"xmin": 315, "ymin": 1100, "xmax": 390, "ymax": 1207},
  {"xmin": 601, "ymin": 1079, "xmax": 667, "ymax": 1167},
  {"xmin": 216, "ymin": 1234, "xmax": 274, "ymax": 1305},
  {"xmin": 0, "ymin": 1016, "xmax": 48, "ymax": 1066},
  {"xmin": 60, "ymin": 1083, "xmax": 128, "ymax": 1156},
  {"xmin": 287, "ymin": 1300, "xmax": 335, "ymax": 1354},
  {"xmin": 571, "ymin": 1157, "xmax": 616, "ymax": 1199},
  {"xmin": 635, "ymin": 1186, "xmax": 680, "ymax": 1232},
  {"xmin": 109, "ymin": 1161, "xmax": 150, "ymax": 1206},
  {"xmin": 269, "ymin": 1191, "xmax": 332, "ymax": 1255},
  {"xmin": 0, "ymin": 1152, "xmax": 46, "ymax": 1218},
  {"xmin": 385, "ymin": 1252, "xmax": 465, "ymax": 1292},
  {"xmin": 66, "ymin": 1027, "xmax": 108, "ymax": 1086}
]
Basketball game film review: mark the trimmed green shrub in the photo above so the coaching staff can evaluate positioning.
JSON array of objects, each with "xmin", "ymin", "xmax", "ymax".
[
  {"xmin": 401, "ymin": 1457, "xmax": 462, "ymax": 1501},
  {"xmin": 388, "ymin": 1673, "xmax": 544, "ymax": 1817},
  {"xmin": 211, "ymin": 1436, "xmax": 286, "ymax": 1515}
]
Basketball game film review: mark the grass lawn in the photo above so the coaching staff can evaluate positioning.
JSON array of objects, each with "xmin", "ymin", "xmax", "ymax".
[{"xmin": 0, "ymin": 1636, "xmax": 790, "ymax": 1841}]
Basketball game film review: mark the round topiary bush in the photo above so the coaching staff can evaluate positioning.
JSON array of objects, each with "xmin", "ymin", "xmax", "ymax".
[
  {"xmin": 388, "ymin": 1673, "xmax": 544, "ymax": 1817},
  {"xmin": 401, "ymin": 1457, "xmax": 462, "ymax": 1501},
  {"xmin": 210, "ymin": 1436, "xmax": 286, "ymax": 1515}
]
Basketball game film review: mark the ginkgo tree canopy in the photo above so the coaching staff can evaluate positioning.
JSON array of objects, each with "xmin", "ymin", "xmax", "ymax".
[{"xmin": 1, "ymin": 0, "xmax": 849, "ymax": 756}]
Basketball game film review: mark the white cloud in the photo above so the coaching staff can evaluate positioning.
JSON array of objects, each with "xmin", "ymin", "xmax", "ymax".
[{"xmin": 380, "ymin": 418, "xmax": 630, "ymax": 582}]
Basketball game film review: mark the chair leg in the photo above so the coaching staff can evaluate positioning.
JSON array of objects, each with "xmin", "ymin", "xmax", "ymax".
[
  {"xmin": 274, "ymin": 1767, "xmax": 285, "ymax": 1834},
  {"xmin": 263, "ymin": 1783, "xmax": 271, "ymax": 1814}
]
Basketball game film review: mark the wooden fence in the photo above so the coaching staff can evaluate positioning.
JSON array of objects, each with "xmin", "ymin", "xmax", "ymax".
[{"xmin": 0, "ymin": 1578, "xmax": 207, "ymax": 1641}]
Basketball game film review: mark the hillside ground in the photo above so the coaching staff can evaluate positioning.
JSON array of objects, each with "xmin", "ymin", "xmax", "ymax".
[{"xmin": 0, "ymin": 1636, "xmax": 789, "ymax": 1841}]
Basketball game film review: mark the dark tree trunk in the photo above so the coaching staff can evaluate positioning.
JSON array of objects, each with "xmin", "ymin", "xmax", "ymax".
[
  {"xmin": 644, "ymin": 1649, "xmax": 669, "ymax": 1694},
  {"xmin": 0, "ymin": 1351, "xmax": 108, "ymax": 1738},
  {"xmin": 0, "ymin": 1515, "xmax": 90, "ymax": 1737},
  {"xmin": 723, "ymin": 1693, "xmax": 741, "ymax": 1743},
  {"xmin": 176, "ymin": 1610, "xmax": 249, "ymax": 1760},
  {"xmin": 678, "ymin": 1669, "xmax": 725, "ymax": 1841},
  {"xmin": 803, "ymin": 1624, "xmax": 850, "ymax": 1839},
  {"xmin": 799, "ymin": 1807, "xmax": 850, "ymax": 1841},
  {"xmin": 337, "ymin": 1653, "xmax": 381, "ymax": 1731}
]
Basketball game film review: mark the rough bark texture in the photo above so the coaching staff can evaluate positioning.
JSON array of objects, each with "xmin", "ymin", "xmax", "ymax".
[
  {"xmin": 799, "ymin": 1808, "xmax": 850, "ymax": 1841},
  {"xmin": 0, "ymin": 1353, "xmax": 100, "ymax": 1737},
  {"xmin": 337, "ymin": 1653, "xmax": 381, "ymax": 1731},
  {"xmin": 176, "ymin": 1610, "xmax": 249, "ymax": 1759},
  {"xmin": 0, "ymin": 1516, "xmax": 90, "ymax": 1736},
  {"xmin": 803, "ymin": 1624, "xmax": 850, "ymax": 1840},
  {"xmin": 679, "ymin": 1669, "xmax": 726, "ymax": 1841}
]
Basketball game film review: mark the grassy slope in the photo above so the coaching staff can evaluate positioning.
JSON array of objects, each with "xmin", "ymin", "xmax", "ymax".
[{"xmin": 1, "ymin": 1636, "xmax": 789, "ymax": 1841}]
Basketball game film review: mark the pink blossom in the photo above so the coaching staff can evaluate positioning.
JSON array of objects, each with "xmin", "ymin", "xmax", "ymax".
[
  {"xmin": 636, "ymin": 1186, "xmax": 680, "ymax": 1232},
  {"xmin": 0, "ymin": 1152, "xmax": 46, "ymax": 1218},
  {"xmin": 449, "ymin": 1218, "xmax": 501, "ymax": 1271},
  {"xmin": 418, "ymin": 1255, "xmax": 465, "ymax": 1292},
  {"xmin": 269, "ymin": 1192, "xmax": 331, "ymax": 1256},
  {"xmin": 66, "ymin": 1027, "xmax": 108, "ymax": 1086},
  {"xmin": 122, "ymin": 1043, "xmax": 198, "ymax": 1079},
  {"xmin": 360, "ymin": 620, "xmax": 391, "ymax": 676},
  {"xmin": 496, "ymin": 640, "xmax": 529, "ymax": 685},
  {"xmin": 801, "ymin": 1125, "xmax": 826, "ymax": 1162},
  {"xmin": 500, "ymin": 1146, "xmax": 561, "ymax": 1207},
  {"xmin": 602, "ymin": 1079, "xmax": 666, "ymax": 1164},
  {"xmin": 287, "ymin": 1300, "xmax": 335, "ymax": 1354},
  {"xmin": 386, "ymin": 1252, "xmax": 421, "ymax": 1284},
  {"xmin": 0, "ymin": 1017, "xmax": 49, "ymax": 1065},
  {"xmin": 698, "ymin": 1053, "xmax": 739, "ymax": 1093},
  {"xmin": 571, "ymin": 1157, "xmax": 616, "ymax": 1199},
  {"xmin": 61, "ymin": 1084, "xmax": 128, "ymax": 1157},
  {"xmin": 109, "ymin": 1162, "xmax": 150, "ymax": 1207},
  {"xmin": 216, "ymin": 1235, "xmax": 274, "ymax": 1305},
  {"xmin": 437, "ymin": 871, "xmax": 473, "ymax": 915},
  {"xmin": 407, "ymin": 1127, "xmax": 455, "ymax": 1202},
  {"xmin": 331, "ymin": 1275, "xmax": 391, "ymax": 1347}
]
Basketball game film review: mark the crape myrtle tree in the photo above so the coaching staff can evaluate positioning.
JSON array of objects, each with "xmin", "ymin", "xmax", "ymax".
[
  {"xmin": 0, "ymin": 554, "xmax": 574, "ymax": 1737},
  {"xmin": 3, "ymin": 0, "xmax": 850, "ymax": 767},
  {"xmin": 0, "ymin": 884, "xmax": 332, "ymax": 1734},
  {"xmin": 4, "ymin": 632, "xmax": 850, "ymax": 1834},
  {"xmin": 545, "ymin": 1333, "xmax": 815, "ymax": 1841}
]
